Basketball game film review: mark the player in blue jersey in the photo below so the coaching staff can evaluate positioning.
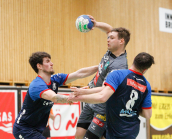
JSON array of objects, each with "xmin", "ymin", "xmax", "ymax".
[
  {"xmin": 68, "ymin": 52, "xmax": 155, "ymax": 139},
  {"xmin": 12, "ymin": 51, "xmax": 98, "ymax": 139},
  {"xmin": 75, "ymin": 15, "xmax": 130, "ymax": 139}
]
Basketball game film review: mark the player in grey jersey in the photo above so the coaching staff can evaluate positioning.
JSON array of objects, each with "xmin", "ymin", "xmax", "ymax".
[{"xmin": 75, "ymin": 15, "xmax": 131, "ymax": 139}]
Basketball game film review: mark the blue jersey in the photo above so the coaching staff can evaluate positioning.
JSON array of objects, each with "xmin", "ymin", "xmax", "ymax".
[
  {"xmin": 104, "ymin": 69, "xmax": 152, "ymax": 139},
  {"xmin": 13, "ymin": 73, "xmax": 68, "ymax": 134}
]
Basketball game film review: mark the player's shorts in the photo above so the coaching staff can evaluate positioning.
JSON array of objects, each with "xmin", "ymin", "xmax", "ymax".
[
  {"xmin": 77, "ymin": 103, "xmax": 106, "ymax": 138},
  {"xmin": 42, "ymin": 125, "xmax": 50, "ymax": 137},
  {"xmin": 13, "ymin": 124, "xmax": 46, "ymax": 139}
]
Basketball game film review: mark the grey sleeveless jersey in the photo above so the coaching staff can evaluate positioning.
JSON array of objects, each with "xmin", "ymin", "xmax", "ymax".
[{"xmin": 88, "ymin": 50, "xmax": 128, "ymax": 114}]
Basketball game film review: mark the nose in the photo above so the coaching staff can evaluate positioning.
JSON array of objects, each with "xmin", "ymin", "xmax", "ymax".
[{"xmin": 51, "ymin": 61, "xmax": 53, "ymax": 66}]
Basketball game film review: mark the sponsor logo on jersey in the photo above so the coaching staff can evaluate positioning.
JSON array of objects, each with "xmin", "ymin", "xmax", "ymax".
[
  {"xmin": 127, "ymin": 79, "xmax": 146, "ymax": 92},
  {"xmin": 91, "ymin": 125, "xmax": 96, "ymax": 130},
  {"xmin": 104, "ymin": 61, "xmax": 109, "ymax": 70},
  {"xmin": 43, "ymin": 101, "xmax": 53, "ymax": 106},
  {"xmin": 53, "ymin": 82, "xmax": 56, "ymax": 90},
  {"xmin": 104, "ymin": 55, "xmax": 109, "ymax": 62},
  {"xmin": 96, "ymin": 114, "xmax": 106, "ymax": 121},
  {"xmin": 94, "ymin": 71, "xmax": 100, "ymax": 86},
  {"xmin": 92, "ymin": 117, "xmax": 104, "ymax": 127},
  {"xmin": 98, "ymin": 63, "xmax": 103, "ymax": 74},
  {"xmin": 133, "ymin": 76, "xmax": 144, "ymax": 83}
]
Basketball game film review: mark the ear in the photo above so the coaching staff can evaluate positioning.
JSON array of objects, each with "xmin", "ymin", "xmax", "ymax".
[
  {"xmin": 37, "ymin": 63, "xmax": 42, "ymax": 70},
  {"xmin": 119, "ymin": 38, "xmax": 125, "ymax": 45}
]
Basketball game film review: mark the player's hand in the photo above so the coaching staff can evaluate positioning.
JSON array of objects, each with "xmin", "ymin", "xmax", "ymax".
[
  {"xmin": 81, "ymin": 86, "xmax": 89, "ymax": 89},
  {"xmin": 70, "ymin": 87, "xmax": 83, "ymax": 96},
  {"xmin": 67, "ymin": 93, "xmax": 78, "ymax": 102},
  {"xmin": 87, "ymin": 15, "xmax": 97, "ymax": 30}
]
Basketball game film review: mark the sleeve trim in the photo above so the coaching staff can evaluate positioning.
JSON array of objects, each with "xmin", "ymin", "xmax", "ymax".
[
  {"xmin": 142, "ymin": 107, "xmax": 152, "ymax": 109},
  {"xmin": 104, "ymin": 82, "xmax": 115, "ymax": 92},
  {"xmin": 40, "ymin": 89, "xmax": 51, "ymax": 98},
  {"xmin": 63, "ymin": 74, "xmax": 69, "ymax": 85}
]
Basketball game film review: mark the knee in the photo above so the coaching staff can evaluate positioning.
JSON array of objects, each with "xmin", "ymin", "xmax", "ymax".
[{"xmin": 75, "ymin": 130, "xmax": 84, "ymax": 139}]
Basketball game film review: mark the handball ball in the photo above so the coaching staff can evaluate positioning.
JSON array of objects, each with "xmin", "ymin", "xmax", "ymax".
[{"xmin": 75, "ymin": 15, "xmax": 94, "ymax": 33}]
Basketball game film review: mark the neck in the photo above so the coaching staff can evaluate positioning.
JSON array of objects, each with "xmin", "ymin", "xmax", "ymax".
[
  {"xmin": 130, "ymin": 65, "xmax": 143, "ymax": 74},
  {"xmin": 111, "ymin": 48, "xmax": 125, "ymax": 57},
  {"xmin": 38, "ymin": 72, "xmax": 51, "ymax": 84}
]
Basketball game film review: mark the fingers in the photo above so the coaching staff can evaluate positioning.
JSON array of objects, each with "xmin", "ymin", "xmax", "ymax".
[
  {"xmin": 81, "ymin": 86, "xmax": 89, "ymax": 89},
  {"xmin": 70, "ymin": 86, "xmax": 77, "ymax": 92}
]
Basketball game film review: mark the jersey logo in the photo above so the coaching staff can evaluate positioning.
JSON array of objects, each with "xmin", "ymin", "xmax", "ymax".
[
  {"xmin": 104, "ymin": 61, "xmax": 109, "ymax": 70},
  {"xmin": 104, "ymin": 55, "xmax": 109, "ymax": 62},
  {"xmin": 127, "ymin": 78, "xmax": 146, "ymax": 92},
  {"xmin": 53, "ymin": 82, "xmax": 56, "ymax": 90},
  {"xmin": 98, "ymin": 63, "xmax": 103, "ymax": 74},
  {"xmin": 120, "ymin": 90, "xmax": 138, "ymax": 117},
  {"xmin": 94, "ymin": 71, "xmax": 99, "ymax": 85},
  {"xmin": 92, "ymin": 117, "xmax": 104, "ymax": 127},
  {"xmin": 133, "ymin": 76, "xmax": 144, "ymax": 82}
]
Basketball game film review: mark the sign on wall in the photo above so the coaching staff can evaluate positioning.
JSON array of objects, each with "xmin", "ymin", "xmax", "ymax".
[
  {"xmin": 21, "ymin": 90, "xmax": 81, "ymax": 139},
  {"xmin": 0, "ymin": 90, "xmax": 18, "ymax": 139},
  {"xmin": 150, "ymin": 95, "xmax": 172, "ymax": 139},
  {"xmin": 50, "ymin": 96, "xmax": 81, "ymax": 139},
  {"xmin": 159, "ymin": 7, "xmax": 172, "ymax": 33}
]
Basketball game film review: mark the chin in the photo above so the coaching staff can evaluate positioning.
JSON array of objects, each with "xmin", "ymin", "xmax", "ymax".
[{"xmin": 50, "ymin": 71, "xmax": 55, "ymax": 75}]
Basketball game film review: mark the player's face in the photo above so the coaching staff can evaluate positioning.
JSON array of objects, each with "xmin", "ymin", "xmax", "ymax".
[
  {"xmin": 107, "ymin": 32, "xmax": 122, "ymax": 52},
  {"xmin": 42, "ymin": 57, "xmax": 54, "ymax": 75}
]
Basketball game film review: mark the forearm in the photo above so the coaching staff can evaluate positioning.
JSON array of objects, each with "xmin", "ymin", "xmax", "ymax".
[
  {"xmin": 49, "ymin": 113, "xmax": 55, "ymax": 120},
  {"xmin": 96, "ymin": 22, "xmax": 113, "ymax": 33},
  {"xmin": 77, "ymin": 65, "xmax": 98, "ymax": 78},
  {"xmin": 74, "ymin": 93, "xmax": 104, "ymax": 104},
  {"xmin": 52, "ymin": 94, "xmax": 68, "ymax": 103},
  {"xmin": 80, "ymin": 87, "xmax": 103, "ymax": 95}
]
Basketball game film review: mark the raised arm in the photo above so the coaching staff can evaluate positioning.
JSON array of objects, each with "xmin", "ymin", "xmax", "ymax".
[
  {"xmin": 65, "ymin": 65, "xmax": 98, "ymax": 84},
  {"xmin": 88, "ymin": 15, "xmax": 113, "ymax": 34}
]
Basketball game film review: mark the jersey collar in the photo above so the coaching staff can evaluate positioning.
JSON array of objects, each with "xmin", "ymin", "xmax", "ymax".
[
  {"xmin": 129, "ymin": 69, "xmax": 143, "ymax": 75},
  {"xmin": 38, "ymin": 75, "xmax": 51, "ymax": 85}
]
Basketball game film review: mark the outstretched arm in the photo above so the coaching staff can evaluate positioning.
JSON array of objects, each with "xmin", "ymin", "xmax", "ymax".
[
  {"xmin": 70, "ymin": 84, "xmax": 105, "ymax": 96},
  {"xmin": 65, "ymin": 65, "xmax": 98, "ymax": 84},
  {"xmin": 68, "ymin": 86, "xmax": 114, "ymax": 104},
  {"xmin": 88, "ymin": 15, "xmax": 113, "ymax": 34},
  {"xmin": 41, "ymin": 90, "xmax": 69, "ymax": 103}
]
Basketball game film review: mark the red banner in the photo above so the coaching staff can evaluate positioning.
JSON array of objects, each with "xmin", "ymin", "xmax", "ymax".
[{"xmin": 0, "ymin": 90, "xmax": 18, "ymax": 139}]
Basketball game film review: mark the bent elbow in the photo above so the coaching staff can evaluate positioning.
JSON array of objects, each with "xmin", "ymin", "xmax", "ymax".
[{"xmin": 99, "ymin": 96, "xmax": 107, "ymax": 103}]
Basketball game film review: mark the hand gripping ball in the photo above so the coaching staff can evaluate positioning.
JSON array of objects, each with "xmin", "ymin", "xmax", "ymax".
[{"xmin": 75, "ymin": 15, "xmax": 94, "ymax": 33}]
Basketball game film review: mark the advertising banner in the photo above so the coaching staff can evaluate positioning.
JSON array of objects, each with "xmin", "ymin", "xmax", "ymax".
[
  {"xmin": 0, "ymin": 90, "xmax": 18, "ymax": 139},
  {"xmin": 150, "ymin": 95, "xmax": 172, "ymax": 139},
  {"xmin": 21, "ymin": 90, "xmax": 81, "ymax": 139},
  {"xmin": 50, "ymin": 95, "xmax": 81, "ymax": 139}
]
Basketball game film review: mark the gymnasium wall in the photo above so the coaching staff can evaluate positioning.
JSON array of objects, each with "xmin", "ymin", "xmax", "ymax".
[{"xmin": 0, "ymin": 0, "xmax": 172, "ymax": 91}]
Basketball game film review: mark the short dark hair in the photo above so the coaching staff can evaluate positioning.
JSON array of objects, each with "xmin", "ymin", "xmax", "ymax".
[
  {"xmin": 111, "ymin": 27, "xmax": 130, "ymax": 47},
  {"xmin": 29, "ymin": 52, "xmax": 51, "ymax": 73},
  {"xmin": 133, "ymin": 52, "xmax": 155, "ymax": 71}
]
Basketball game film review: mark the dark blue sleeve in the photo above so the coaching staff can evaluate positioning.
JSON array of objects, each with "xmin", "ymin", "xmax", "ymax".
[
  {"xmin": 29, "ymin": 80, "xmax": 49, "ymax": 101},
  {"xmin": 104, "ymin": 70, "xmax": 120, "ymax": 91},
  {"xmin": 142, "ymin": 81, "xmax": 152, "ymax": 108},
  {"xmin": 51, "ymin": 73, "xmax": 69, "ymax": 86}
]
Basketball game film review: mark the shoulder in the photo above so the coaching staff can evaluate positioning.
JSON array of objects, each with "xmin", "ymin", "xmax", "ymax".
[
  {"xmin": 30, "ymin": 76, "xmax": 46, "ymax": 87},
  {"xmin": 109, "ymin": 69, "xmax": 130, "ymax": 78},
  {"xmin": 143, "ymin": 76, "xmax": 151, "ymax": 89},
  {"xmin": 51, "ymin": 73, "xmax": 68, "ymax": 81}
]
